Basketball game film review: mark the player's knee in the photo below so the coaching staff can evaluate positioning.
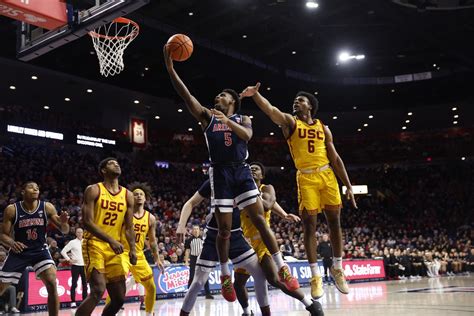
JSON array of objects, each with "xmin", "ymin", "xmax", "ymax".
[
  {"xmin": 90, "ymin": 285, "xmax": 105, "ymax": 301},
  {"xmin": 218, "ymin": 229, "xmax": 231, "ymax": 240},
  {"xmin": 303, "ymin": 221, "xmax": 317, "ymax": 233}
]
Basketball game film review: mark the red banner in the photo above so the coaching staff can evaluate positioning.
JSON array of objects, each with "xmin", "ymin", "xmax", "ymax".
[
  {"xmin": 343, "ymin": 260, "xmax": 385, "ymax": 280},
  {"xmin": 27, "ymin": 270, "xmax": 139, "ymax": 305},
  {"xmin": 0, "ymin": 0, "xmax": 67, "ymax": 30},
  {"xmin": 130, "ymin": 118, "xmax": 147, "ymax": 148}
]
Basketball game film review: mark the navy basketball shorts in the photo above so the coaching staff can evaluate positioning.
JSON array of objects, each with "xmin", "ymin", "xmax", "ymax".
[
  {"xmin": 196, "ymin": 228, "xmax": 256, "ymax": 272},
  {"xmin": 0, "ymin": 248, "xmax": 56, "ymax": 284},
  {"xmin": 208, "ymin": 163, "xmax": 259, "ymax": 213}
]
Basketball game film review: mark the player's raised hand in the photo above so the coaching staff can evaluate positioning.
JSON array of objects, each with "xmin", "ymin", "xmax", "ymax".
[
  {"xmin": 109, "ymin": 239, "xmax": 124, "ymax": 254},
  {"xmin": 59, "ymin": 211, "xmax": 69, "ymax": 224},
  {"xmin": 346, "ymin": 187, "xmax": 358, "ymax": 209},
  {"xmin": 129, "ymin": 250, "xmax": 137, "ymax": 265},
  {"xmin": 211, "ymin": 109, "xmax": 229, "ymax": 124},
  {"xmin": 285, "ymin": 214, "xmax": 301, "ymax": 223},
  {"xmin": 10, "ymin": 241, "xmax": 27, "ymax": 253},
  {"xmin": 240, "ymin": 82, "xmax": 261, "ymax": 99},
  {"xmin": 163, "ymin": 45, "xmax": 173, "ymax": 69}
]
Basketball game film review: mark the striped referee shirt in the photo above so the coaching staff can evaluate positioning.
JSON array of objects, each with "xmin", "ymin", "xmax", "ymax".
[{"xmin": 185, "ymin": 236, "xmax": 204, "ymax": 257}]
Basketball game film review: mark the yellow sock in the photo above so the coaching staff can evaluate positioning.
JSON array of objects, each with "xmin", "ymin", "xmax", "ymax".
[
  {"xmin": 142, "ymin": 277, "xmax": 156, "ymax": 313},
  {"xmin": 104, "ymin": 294, "xmax": 111, "ymax": 306}
]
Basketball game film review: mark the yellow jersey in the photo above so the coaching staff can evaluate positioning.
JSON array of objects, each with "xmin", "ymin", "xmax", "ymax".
[
  {"xmin": 241, "ymin": 185, "xmax": 271, "ymax": 241},
  {"xmin": 287, "ymin": 117, "xmax": 329, "ymax": 170},
  {"xmin": 121, "ymin": 210, "xmax": 150, "ymax": 255},
  {"xmin": 84, "ymin": 182, "xmax": 127, "ymax": 242}
]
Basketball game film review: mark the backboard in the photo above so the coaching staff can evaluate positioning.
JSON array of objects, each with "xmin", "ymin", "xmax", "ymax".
[{"xmin": 0, "ymin": 0, "xmax": 149, "ymax": 61}]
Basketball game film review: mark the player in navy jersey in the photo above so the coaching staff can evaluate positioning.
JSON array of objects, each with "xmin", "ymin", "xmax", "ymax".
[
  {"xmin": 0, "ymin": 181, "xmax": 69, "ymax": 316},
  {"xmin": 176, "ymin": 180, "xmax": 270, "ymax": 316},
  {"xmin": 164, "ymin": 46, "xmax": 298, "ymax": 302}
]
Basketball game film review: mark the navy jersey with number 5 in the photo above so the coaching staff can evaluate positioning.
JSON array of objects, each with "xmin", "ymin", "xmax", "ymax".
[
  {"xmin": 204, "ymin": 114, "xmax": 249, "ymax": 164},
  {"xmin": 14, "ymin": 200, "xmax": 48, "ymax": 250}
]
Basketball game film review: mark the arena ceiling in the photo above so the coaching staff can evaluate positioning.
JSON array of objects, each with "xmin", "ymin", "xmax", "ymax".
[{"xmin": 0, "ymin": 0, "xmax": 473, "ymax": 135}]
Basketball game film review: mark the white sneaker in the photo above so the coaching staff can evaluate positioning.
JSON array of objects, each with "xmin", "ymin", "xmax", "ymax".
[
  {"xmin": 70, "ymin": 302, "xmax": 77, "ymax": 308},
  {"xmin": 10, "ymin": 307, "xmax": 20, "ymax": 313}
]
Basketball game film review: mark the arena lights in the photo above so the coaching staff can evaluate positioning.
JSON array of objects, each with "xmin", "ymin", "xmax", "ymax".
[
  {"xmin": 242, "ymin": 35, "xmax": 247, "ymax": 39},
  {"xmin": 7, "ymin": 124, "xmax": 63, "ymax": 140},
  {"xmin": 332, "ymin": 116, "xmax": 338, "ymax": 120},
  {"xmin": 368, "ymin": 115, "xmax": 374, "ymax": 119},
  {"xmin": 306, "ymin": 1, "xmax": 319, "ymax": 9},
  {"xmin": 134, "ymin": 100, "xmax": 140, "ymax": 104},
  {"xmin": 154, "ymin": 116, "xmax": 160, "ymax": 120},
  {"xmin": 280, "ymin": 166, "xmax": 285, "ymax": 170},
  {"xmin": 249, "ymin": 115, "xmax": 254, "ymax": 119},
  {"xmin": 314, "ymin": 91, "xmax": 319, "ymax": 95},
  {"xmin": 405, "ymin": 120, "xmax": 410, "ymax": 123},
  {"xmin": 353, "ymin": 106, "xmax": 357, "ymax": 110},
  {"xmin": 178, "ymin": 108, "xmax": 183, "ymax": 113},
  {"xmin": 43, "ymin": 106, "xmax": 50, "ymax": 110},
  {"xmin": 461, "ymin": 157, "xmax": 466, "ymax": 161},
  {"xmin": 408, "ymin": 112, "xmax": 413, "ymax": 116},
  {"xmin": 292, "ymin": 51, "xmax": 297, "ymax": 55},
  {"xmin": 453, "ymin": 121, "xmax": 458, "ymax": 125},
  {"xmin": 363, "ymin": 123, "xmax": 368, "ymax": 127},
  {"xmin": 357, "ymin": 128, "xmax": 362, "ymax": 132},
  {"xmin": 188, "ymin": 128, "xmax": 193, "ymax": 132},
  {"xmin": 76, "ymin": 135, "xmax": 116, "ymax": 148},
  {"xmin": 9, "ymin": 85, "xmax": 16, "ymax": 90},
  {"xmin": 267, "ymin": 87, "xmax": 271, "ymax": 91},
  {"xmin": 402, "ymin": 126, "xmax": 407, "ymax": 130},
  {"xmin": 188, "ymin": 12, "xmax": 193, "ymax": 16},
  {"xmin": 270, "ymin": 132, "xmax": 275, "ymax": 136},
  {"xmin": 391, "ymin": 89, "xmax": 395, "ymax": 93},
  {"xmin": 338, "ymin": 51, "xmax": 365, "ymax": 63},
  {"xmin": 64, "ymin": 97, "xmax": 71, "ymax": 102},
  {"xmin": 112, "ymin": 129, "xmax": 116, "ymax": 132},
  {"xmin": 452, "ymin": 107, "xmax": 457, "ymax": 111},
  {"xmin": 198, "ymin": 122, "xmax": 202, "ymax": 125},
  {"xmin": 454, "ymin": 114, "xmax": 459, "ymax": 118},
  {"xmin": 87, "ymin": 89, "xmax": 93, "ymax": 93},
  {"xmin": 31, "ymin": 75, "xmax": 38, "ymax": 80}
]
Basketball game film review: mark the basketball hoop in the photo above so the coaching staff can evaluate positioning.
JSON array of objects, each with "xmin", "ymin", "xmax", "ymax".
[{"xmin": 89, "ymin": 17, "xmax": 139, "ymax": 77}]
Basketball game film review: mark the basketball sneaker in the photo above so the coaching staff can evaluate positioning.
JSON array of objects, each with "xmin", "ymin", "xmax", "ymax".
[
  {"xmin": 310, "ymin": 275, "xmax": 324, "ymax": 299},
  {"xmin": 278, "ymin": 265, "xmax": 300, "ymax": 291},
  {"xmin": 306, "ymin": 300, "xmax": 325, "ymax": 316},
  {"xmin": 220, "ymin": 275, "xmax": 236, "ymax": 302},
  {"xmin": 330, "ymin": 266, "xmax": 349, "ymax": 294}
]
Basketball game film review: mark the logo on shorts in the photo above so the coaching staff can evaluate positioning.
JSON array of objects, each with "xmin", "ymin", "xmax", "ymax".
[{"xmin": 157, "ymin": 266, "xmax": 189, "ymax": 294}]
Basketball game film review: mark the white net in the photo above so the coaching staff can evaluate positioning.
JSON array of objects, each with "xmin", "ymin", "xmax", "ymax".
[{"xmin": 89, "ymin": 18, "xmax": 139, "ymax": 77}]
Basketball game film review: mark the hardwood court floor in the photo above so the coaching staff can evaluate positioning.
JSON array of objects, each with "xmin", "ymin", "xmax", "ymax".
[{"xmin": 30, "ymin": 274, "xmax": 474, "ymax": 316}]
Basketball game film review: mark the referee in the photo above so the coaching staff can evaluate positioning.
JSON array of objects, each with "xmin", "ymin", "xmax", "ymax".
[
  {"xmin": 185, "ymin": 225, "xmax": 213, "ymax": 299},
  {"xmin": 317, "ymin": 234, "xmax": 333, "ymax": 284}
]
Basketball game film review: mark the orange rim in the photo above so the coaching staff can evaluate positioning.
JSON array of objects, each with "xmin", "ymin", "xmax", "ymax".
[{"xmin": 89, "ymin": 17, "xmax": 140, "ymax": 40}]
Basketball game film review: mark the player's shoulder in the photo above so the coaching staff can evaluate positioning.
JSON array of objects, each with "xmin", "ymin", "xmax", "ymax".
[{"xmin": 3, "ymin": 203, "xmax": 16, "ymax": 213}]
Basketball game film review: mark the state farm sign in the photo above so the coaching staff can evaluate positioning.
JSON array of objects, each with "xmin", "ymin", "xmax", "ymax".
[{"xmin": 343, "ymin": 260, "xmax": 385, "ymax": 280}]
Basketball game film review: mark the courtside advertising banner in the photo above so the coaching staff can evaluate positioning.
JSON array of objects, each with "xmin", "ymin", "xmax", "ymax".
[{"xmin": 24, "ymin": 260, "xmax": 385, "ymax": 310}]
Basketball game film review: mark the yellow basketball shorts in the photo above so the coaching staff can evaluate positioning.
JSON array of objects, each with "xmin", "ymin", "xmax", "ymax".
[
  {"xmin": 83, "ymin": 239, "xmax": 126, "ymax": 283},
  {"xmin": 296, "ymin": 168, "xmax": 342, "ymax": 215},
  {"xmin": 234, "ymin": 238, "xmax": 271, "ymax": 276},
  {"xmin": 122, "ymin": 253, "xmax": 154, "ymax": 282}
]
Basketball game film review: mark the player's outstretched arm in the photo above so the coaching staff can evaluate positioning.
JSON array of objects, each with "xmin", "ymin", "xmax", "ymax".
[
  {"xmin": 0, "ymin": 205, "xmax": 27, "ymax": 253},
  {"xmin": 324, "ymin": 126, "xmax": 358, "ymax": 209},
  {"xmin": 176, "ymin": 191, "xmax": 205, "ymax": 244},
  {"xmin": 148, "ymin": 214, "xmax": 164, "ymax": 272},
  {"xmin": 81, "ymin": 185, "xmax": 123, "ymax": 252},
  {"xmin": 163, "ymin": 45, "xmax": 211, "ymax": 126},
  {"xmin": 272, "ymin": 202, "xmax": 301, "ymax": 223},
  {"xmin": 240, "ymin": 82, "xmax": 295, "ymax": 131},
  {"xmin": 45, "ymin": 202, "xmax": 69, "ymax": 234},
  {"xmin": 125, "ymin": 190, "xmax": 137, "ymax": 265},
  {"xmin": 260, "ymin": 184, "xmax": 277, "ymax": 211}
]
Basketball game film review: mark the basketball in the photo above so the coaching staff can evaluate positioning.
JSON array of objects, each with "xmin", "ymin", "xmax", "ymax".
[{"xmin": 166, "ymin": 34, "xmax": 193, "ymax": 61}]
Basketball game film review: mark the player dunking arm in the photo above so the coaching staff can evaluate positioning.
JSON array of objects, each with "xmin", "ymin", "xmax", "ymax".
[
  {"xmin": 234, "ymin": 162, "xmax": 324, "ymax": 316},
  {"xmin": 105, "ymin": 182, "xmax": 164, "ymax": 316},
  {"xmin": 164, "ymin": 47, "xmax": 298, "ymax": 301},
  {"xmin": 0, "ymin": 181, "xmax": 69, "ymax": 316},
  {"xmin": 75, "ymin": 158, "xmax": 137, "ymax": 316},
  {"xmin": 176, "ymin": 179, "xmax": 271, "ymax": 316},
  {"xmin": 241, "ymin": 83, "xmax": 357, "ymax": 298}
]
